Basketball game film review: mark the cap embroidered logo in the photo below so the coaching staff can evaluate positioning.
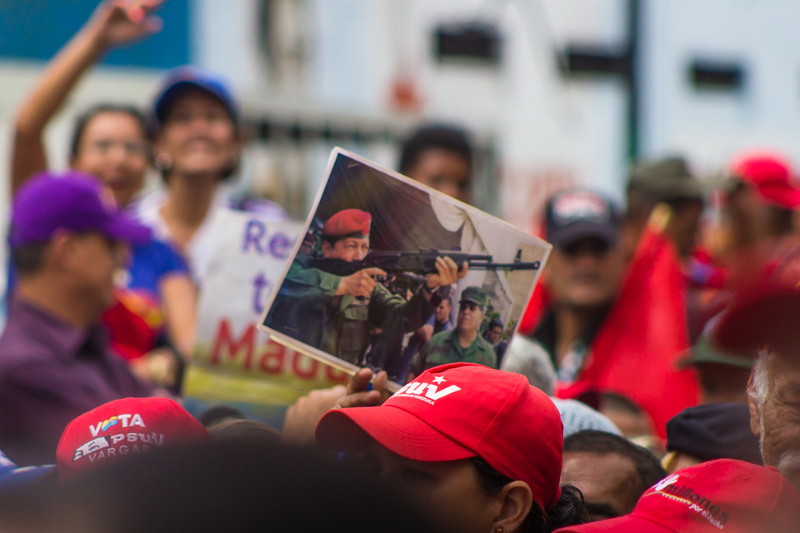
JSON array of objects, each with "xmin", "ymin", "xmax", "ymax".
[
  {"xmin": 89, "ymin": 413, "xmax": 146, "ymax": 437},
  {"xmin": 393, "ymin": 375, "xmax": 461, "ymax": 405}
]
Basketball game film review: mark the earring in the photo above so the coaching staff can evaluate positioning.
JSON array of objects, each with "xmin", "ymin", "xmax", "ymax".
[
  {"xmin": 495, "ymin": 528, "xmax": 504, "ymax": 533},
  {"xmin": 154, "ymin": 152, "xmax": 172, "ymax": 171}
]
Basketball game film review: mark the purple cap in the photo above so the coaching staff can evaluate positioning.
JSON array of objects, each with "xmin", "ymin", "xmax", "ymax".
[
  {"xmin": 10, "ymin": 171, "xmax": 152, "ymax": 248},
  {"xmin": 152, "ymin": 66, "xmax": 238, "ymax": 125},
  {"xmin": 544, "ymin": 188, "xmax": 620, "ymax": 249}
]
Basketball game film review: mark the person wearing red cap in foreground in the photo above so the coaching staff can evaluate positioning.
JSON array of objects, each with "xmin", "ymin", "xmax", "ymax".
[
  {"xmin": 268, "ymin": 208, "xmax": 464, "ymax": 365},
  {"xmin": 316, "ymin": 363, "xmax": 588, "ymax": 533},
  {"xmin": 56, "ymin": 397, "xmax": 208, "ymax": 480},
  {"xmin": 553, "ymin": 459, "xmax": 800, "ymax": 533}
]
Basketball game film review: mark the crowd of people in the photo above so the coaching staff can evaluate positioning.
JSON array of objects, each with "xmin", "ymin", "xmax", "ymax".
[{"xmin": 2, "ymin": 1, "xmax": 800, "ymax": 531}]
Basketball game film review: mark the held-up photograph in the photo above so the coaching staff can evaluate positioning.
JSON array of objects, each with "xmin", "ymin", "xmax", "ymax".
[{"xmin": 260, "ymin": 148, "xmax": 550, "ymax": 384}]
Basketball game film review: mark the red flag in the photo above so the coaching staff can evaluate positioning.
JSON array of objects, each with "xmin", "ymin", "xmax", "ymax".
[{"xmin": 561, "ymin": 225, "xmax": 699, "ymax": 438}]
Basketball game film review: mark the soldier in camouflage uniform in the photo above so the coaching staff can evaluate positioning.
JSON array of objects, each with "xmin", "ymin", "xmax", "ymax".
[
  {"xmin": 268, "ymin": 209, "xmax": 462, "ymax": 365},
  {"xmin": 412, "ymin": 286, "xmax": 497, "ymax": 375}
]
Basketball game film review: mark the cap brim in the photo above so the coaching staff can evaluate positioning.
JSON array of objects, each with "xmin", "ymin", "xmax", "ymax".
[
  {"xmin": 105, "ymin": 215, "xmax": 153, "ymax": 245},
  {"xmin": 550, "ymin": 222, "xmax": 617, "ymax": 249},
  {"xmin": 756, "ymin": 186, "xmax": 800, "ymax": 209},
  {"xmin": 677, "ymin": 340, "xmax": 753, "ymax": 369},
  {"xmin": 155, "ymin": 79, "xmax": 234, "ymax": 123},
  {"xmin": 316, "ymin": 405, "xmax": 477, "ymax": 462},
  {"xmin": 553, "ymin": 514, "xmax": 675, "ymax": 533}
]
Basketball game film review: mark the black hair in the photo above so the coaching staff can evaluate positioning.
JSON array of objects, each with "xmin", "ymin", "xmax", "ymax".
[
  {"xmin": 197, "ymin": 405, "xmax": 246, "ymax": 427},
  {"xmin": 488, "ymin": 318, "xmax": 504, "ymax": 330},
  {"xmin": 398, "ymin": 124, "xmax": 473, "ymax": 176},
  {"xmin": 564, "ymin": 430, "xmax": 666, "ymax": 498},
  {"xmin": 470, "ymin": 457, "xmax": 588, "ymax": 533},
  {"xmin": 69, "ymin": 104, "xmax": 149, "ymax": 160},
  {"xmin": 10, "ymin": 242, "xmax": 49, "ymax": 277}
]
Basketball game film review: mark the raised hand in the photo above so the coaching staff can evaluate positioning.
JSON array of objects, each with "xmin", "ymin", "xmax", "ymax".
[
  {"xmin": 425, "ymin": 256, "xmax": 468, "ymax": 290},
  {"xmin": 88, "ymin": 0, "xmax": 165, "ymax": 48}
]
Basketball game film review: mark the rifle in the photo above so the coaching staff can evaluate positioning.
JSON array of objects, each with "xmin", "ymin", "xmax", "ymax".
[{"xmin": 302, "ymin": 249, "xmax": 540, "ymax": 277}]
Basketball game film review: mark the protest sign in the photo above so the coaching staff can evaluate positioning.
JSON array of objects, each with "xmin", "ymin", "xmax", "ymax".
[
  {"xmin": 260, "ymin": 148, "xmax": 552, "ymax": 385},
  {"xmin": 183, "ymin": 209, "xmax": 349, "ymax": 428}
]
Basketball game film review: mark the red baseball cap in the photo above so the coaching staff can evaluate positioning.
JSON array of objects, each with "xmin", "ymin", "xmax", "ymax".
[
  {"xmin": 322, "ymin": 209, "xmax": 372, "ymax": 238},
  {"xmin": 554, "ymin": 459, "xmax": 800, "ymax": 533},
  {"xmin": 315, "ymin": 363, "xmax": 564, "ymax": 510},
  {"xmin": 56, "ymin": 397, "xmax": 209, "ymax": 479},
  {"xmin": 731, "ymin": 152, "xmax": 800, "ymax": 208}
]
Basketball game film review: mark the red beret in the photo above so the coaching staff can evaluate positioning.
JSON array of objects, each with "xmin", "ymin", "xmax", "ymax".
[{"xmin": 323, "ymin": 209, "xmax": 371, "ymax": 238}]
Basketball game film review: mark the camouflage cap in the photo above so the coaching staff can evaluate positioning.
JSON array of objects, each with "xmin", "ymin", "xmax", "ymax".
[
  {"xmin": 459, "ymin": 286, "xmax": 487, "ymax": 307},
  {"xmin": 627, "ymin": 156, "xmax": 704, "ymax": 202}
]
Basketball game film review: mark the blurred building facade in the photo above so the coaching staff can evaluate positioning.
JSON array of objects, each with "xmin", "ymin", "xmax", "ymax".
[{"xmin": 1, "ymin": 0, "xmax": 799, "ymax": 236}]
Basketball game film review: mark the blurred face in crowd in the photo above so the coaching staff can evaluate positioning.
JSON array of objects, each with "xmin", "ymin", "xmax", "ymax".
[
  {"xmin": 322, "ymin": 236, "xmax": 370, "ymax": 263},
  {"xmin": 61, "ymin": 231, "xmax": 128, "ymax": 315},
  {"xmin": 749, "ymin": 354, "xmax": 800, "ymax": 486},
  {"xmin": 72, "ymin": 111, "xmax": 149, "ymax": 208},
  {"xmin": 435, "ymin": 299, "xmax": 452, "ymax": 325},
  {"xmin": 457, "ymin": 301, "xmax": 485, "ymax": 337},
  {"xmin": 560, "ymin": 451, "xmax": 639, "ymax": 522},
  {"xmin": 155, "ymin": 90, "xmax": 239, "ymax": 179},
  {"xmin": 487, "ymin": 325, "xmax": 503, "ymax": 345},
  {"xmin": 407, "ymin": 148, "xmax": 471, "ymax": 203},
  {"xmin": 365, "ymin": 442, "xmax": 509, "ymax": 533},
  {"xmin": 545, "ymin": 237, "xmax": 625, "ymax": 311},
  {"xmin": 666, "ymin": 199, "xmax": 703, "ymax": 259}
]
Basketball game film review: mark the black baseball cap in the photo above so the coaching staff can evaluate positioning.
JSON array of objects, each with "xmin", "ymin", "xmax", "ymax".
[
  {"xmin": 666, "ymin": 403, "xmax": 762, "ymax": 465},
  {"xmin": 544, "ymin": 188, "xmax": 620, "ymax": 249}
]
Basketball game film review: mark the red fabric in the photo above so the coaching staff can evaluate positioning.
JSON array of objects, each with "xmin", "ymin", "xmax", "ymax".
[
  {"xmin": 553, "ymin": 459, "xmax": 800, "ymax": 533},
  {"xmin": 560, "ymin": 226, "xmax": 699, "ymax": 439},
  {"xmin": 518, "ymin": 284, "xmax": 551, "ymax": 336},
  {"xmin": 101, "ymin": 289, "xmax": 162, "ymax": 361}
]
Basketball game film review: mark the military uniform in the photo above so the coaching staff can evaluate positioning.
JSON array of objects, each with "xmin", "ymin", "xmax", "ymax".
[
  {"xmin": 411, "ymin": 285, "xmax": 497, "ymax": 373},
  {"xmin": 413, "ymin": 329, "xmax": 497, "ymax": 372},
  {"xmin": 265, "ymin": 209, "xmax": 435, "ymax": 365}
]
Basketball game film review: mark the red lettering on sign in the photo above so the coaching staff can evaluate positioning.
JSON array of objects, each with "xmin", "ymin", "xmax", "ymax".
[{"xmin": 210, "ymin": 319, "xmax": 255, "ymax": 370}]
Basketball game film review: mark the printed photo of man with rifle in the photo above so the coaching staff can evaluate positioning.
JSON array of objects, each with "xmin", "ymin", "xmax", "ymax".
[
  {"xmin": 266, "ymin": 208, "xmax": 465, "ymax": 365},
  {"xmin": 261, "ymin": 149, "xmax": 551, "ymax": 385}
]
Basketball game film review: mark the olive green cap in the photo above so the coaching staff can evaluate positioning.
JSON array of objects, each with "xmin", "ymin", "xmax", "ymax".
[
  {"xmin": 628, "ymin": 156, "xmax": 705, "ymax": 202},
  {"xmin": 459, "ymin": 286, "xmax": 487, "ymax": 307}
]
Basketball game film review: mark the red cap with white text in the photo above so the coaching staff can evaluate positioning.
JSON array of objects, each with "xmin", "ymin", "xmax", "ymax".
[
  {"xmin": 57, "ymin": 397, "xmax": 209, "ymax": 480},
  {"xmin": 316, "ymin": 363, "xmax": 564, "ymax": 510},
  {"xmin": 553, "ymin": 459, "xmax": 800, "ymax": 533}
]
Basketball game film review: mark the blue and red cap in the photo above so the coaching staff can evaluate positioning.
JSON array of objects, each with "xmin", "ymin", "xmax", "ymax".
[{"xmin": 10, "ymin": 171, "xmax": 152, "ymax": 248}]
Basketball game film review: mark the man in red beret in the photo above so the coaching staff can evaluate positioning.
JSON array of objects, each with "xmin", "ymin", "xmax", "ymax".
[{"xmin": 268, "ymin": 209, "xmax": 463, "ymax": 365}]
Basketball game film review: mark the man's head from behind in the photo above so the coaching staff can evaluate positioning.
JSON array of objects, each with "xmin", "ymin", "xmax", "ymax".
[
  {"xmin": 399, "ymin": 124, "xmax": 473, "ymax": 203},
  {"xmin": 10, "ymin": 171, "xmax": 151, "ymax": 317},
  {"xmin": 543, "ymin": 188, "xmax": 625, "ymax": 311},
  {"xmin": 561, "ymin": 430, "xmax": 666, "ymax": 522},
  {"xmin": 747, "ymin": 350, "xmax": 800, "ymax": 486},
  {"xmin": 320, "ymin": 209, "xmax": 371, "ymax": 262}
]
